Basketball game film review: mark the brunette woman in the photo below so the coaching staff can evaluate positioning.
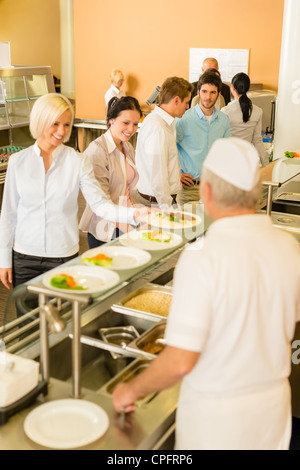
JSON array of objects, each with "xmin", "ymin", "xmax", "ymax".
[
  {"xmin": 221, "ymin": 72, "xmax": 269, "ymax": 166},
  {"xmin": 79, "ymin": 96, "xmax": 142, "ymax": 248}
]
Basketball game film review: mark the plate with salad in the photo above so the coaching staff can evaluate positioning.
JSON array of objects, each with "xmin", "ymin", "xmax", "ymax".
[
  {"xmin": 43, "ymin": 265, "xmax": 120, "ymax": 294},
  {"xmin": 118, "ymin": 230, "xmax": 182, "ymax": 251},
  {"xmin": 80, "ymin": 246, "xmax": 151, "ymax": 270},
  {"xmin": 148, "ymin": 210, "xmax": 201, "ymax": 229}
]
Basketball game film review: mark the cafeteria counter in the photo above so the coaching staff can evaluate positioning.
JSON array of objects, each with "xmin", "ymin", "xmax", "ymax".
[
  {"xmin": 1, "ymin": 180, "xmax": 300, "ymax": 449},
  {"xmin": 0, "ymin": 205, "xmax": 204, "ymax": 450}
]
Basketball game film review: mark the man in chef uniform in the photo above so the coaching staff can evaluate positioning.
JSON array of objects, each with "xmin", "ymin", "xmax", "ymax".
[{"xmin": 113, "ymin": 137, "xmax": 300, "ymax": 450}]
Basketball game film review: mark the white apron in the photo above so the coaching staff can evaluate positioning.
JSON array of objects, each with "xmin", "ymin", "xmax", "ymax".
[{"xmin": 175, "ymin": 379, "xmax": 292, "ymax": 450}]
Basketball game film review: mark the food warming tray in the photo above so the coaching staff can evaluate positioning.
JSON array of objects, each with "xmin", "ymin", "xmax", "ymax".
[
  {"xmin": 98, "ymin": 325, "xmax": 140, "ymax": 360},
  {"xmin": 128, "ymin": 321, "xmax": 166, "ymax": 356},
  {"xmin": 99, "ymin": 357, "xmax": 155, "ymax": 405}
]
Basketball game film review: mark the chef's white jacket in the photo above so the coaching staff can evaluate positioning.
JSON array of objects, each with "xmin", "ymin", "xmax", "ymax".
[{"xmin": 166, "ymin": 214, "xmax": 300, "ymax": 449}]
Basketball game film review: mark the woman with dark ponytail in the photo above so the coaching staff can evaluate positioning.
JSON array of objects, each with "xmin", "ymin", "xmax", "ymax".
[
  {"xmin": 221, "ymin": 73, "xmax": 268, "ymax": 166},
  {"xmin": 79, "ymin": 96, "xmax": 142, "ymax": 248}
]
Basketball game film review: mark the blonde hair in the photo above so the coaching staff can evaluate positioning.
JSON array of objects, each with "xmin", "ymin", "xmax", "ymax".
[
  {"xmin": 201, "ymin": 167, "xmax": 262, "ymax": 210},
  {"xmin": 110, "ymin": 69, "xmax": 124, "ymax": 84},
  {"xmin": 29, "ymin": 93, "xmax": 74, "ymax": 141}
]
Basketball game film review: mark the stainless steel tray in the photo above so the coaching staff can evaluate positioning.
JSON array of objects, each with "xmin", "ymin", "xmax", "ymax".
[
  {"xmin": 99, "ymin": 357, "xmax": 155, "ymax": 405},
  {"xmin": 276, "ymin": 192, "xmax": 300, "ymax": 202},
  {"xmin": 129, "ymin": 321, "xmax": 166, "ymax": 355},
  {"xmin": 111, "ymin": 283, "xmax": 173, "ymax": 322},
  {"xmin": 271, "ymin": 211, "xmax": 300, "ymax": 232}
]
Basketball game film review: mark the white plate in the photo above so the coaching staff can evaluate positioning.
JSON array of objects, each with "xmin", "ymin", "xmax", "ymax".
[
  {"xmin": 80, "ymin": 245, "xmax": 151, "ymax": 270},
  {"xmin": 43, "ymin": 265, "xmax": 120, "ymax": 294},
  {"xmin": 118, "ymin": 230, "xmax": 182, "ymax": 251},
  {"xmin": 24, "ymin": 399, "xmax": 109, "ymax": 449},
  {"xmin": 148, "ymin": 210, "xmax": 201, "ymax": 230}
]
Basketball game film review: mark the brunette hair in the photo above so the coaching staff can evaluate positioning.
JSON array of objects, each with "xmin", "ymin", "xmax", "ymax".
[
  {"xmin": 106, "ymin": 96, "xmax": 142, "ymax": 127},
  {"xmin": 158, "ymin": 77, "xmax": 193, "ymax": 105},
  {"xmin": 29, "ymin": 93, "xmax": 74, "ymax": 141},
  {"xmin": 197, "ymin": 71, "xmax": 222, "ymax": 93},
  {"xmin": 205, "ymin": 67, "xmax": 221, "ymax": 78},
  {"xmin": 231, "ymin": 72, "xmax": 253, "ymax": 123}
]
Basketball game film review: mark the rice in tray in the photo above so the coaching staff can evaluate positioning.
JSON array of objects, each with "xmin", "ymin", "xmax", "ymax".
[{"xmin": 124, "ymin": 291, "xmax": 172, "ymax": 317}]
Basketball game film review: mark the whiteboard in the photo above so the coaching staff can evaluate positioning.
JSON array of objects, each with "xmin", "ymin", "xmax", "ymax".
[{"xmin": 189, "ymin": 48, "xmax": 249, "ymax": 84}]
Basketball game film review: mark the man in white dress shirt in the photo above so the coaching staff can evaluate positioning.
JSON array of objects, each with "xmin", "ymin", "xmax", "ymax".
[
  {"xmin": 112, "ymin": 137, "xmax": 300, "ymax": 450},
  {"xmin": 133, "ymin": 77, "xmax": 193, "ymax": 209}
]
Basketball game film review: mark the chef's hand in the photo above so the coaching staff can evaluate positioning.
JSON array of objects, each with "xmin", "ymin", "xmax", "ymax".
[
  {"xmin": 112, "ymin": 382, "xmax": 138, "ymax": 414},
  {"xmin": 180, "ymin": 173, "xmax": 195, "ymax": 188},
  {"xmin": 0, "ymin": 268, "xmax": 13, "ymax": 289}
]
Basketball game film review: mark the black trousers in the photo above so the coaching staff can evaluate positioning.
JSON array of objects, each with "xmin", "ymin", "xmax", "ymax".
[{"xmin": 12, "ymin": 250, "xmax": 78, "ymax": 318}]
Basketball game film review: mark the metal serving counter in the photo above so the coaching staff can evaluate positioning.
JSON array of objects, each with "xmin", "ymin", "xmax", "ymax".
[{"xmin": 74, "ymin": 118, "xmax": 139, "ymax": 152}]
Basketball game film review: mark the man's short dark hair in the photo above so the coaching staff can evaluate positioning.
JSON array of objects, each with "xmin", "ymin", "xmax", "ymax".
[{"xmin": 197, "ymin": 71, "xmax": 222, "ymax": 93}]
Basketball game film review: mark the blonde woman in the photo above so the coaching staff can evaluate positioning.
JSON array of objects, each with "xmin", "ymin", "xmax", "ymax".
[{"xmin": 0, "ymin": 93, "xmax": 148, "ymax": 297}]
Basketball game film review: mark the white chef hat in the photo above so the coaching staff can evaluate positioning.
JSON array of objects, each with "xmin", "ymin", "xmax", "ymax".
[{"xmin": 203, "ymin": 137, "xmax": 260, "ymax": 191}]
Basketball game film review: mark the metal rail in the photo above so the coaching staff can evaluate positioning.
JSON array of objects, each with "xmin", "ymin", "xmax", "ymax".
[{"xmin": 262, "ymin": 180, "xmax": 282, "ymax": 215}]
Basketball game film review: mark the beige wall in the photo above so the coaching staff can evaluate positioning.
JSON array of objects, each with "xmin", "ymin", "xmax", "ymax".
[
  {"xmin": 0, "ymin": 0, "xmax": 285, "ymax": 120},
  {"xmin": 74, "ymin": 0, "xmax": 284, "ymax": 120},
  {"xmin": 0, "ymin": 0, "xmax": 61, "ymax": 78}
]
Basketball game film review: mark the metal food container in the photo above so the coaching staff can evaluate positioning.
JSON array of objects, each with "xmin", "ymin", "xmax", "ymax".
[
  {"xmin": 129, "ymin": 321, "xmax": 166, "ymax": 356},
  {"xmin": 111, "ymin": 283, "xmax": 173, "ymax": 322},
  {"xmin": 98, "ymin": 325, "xmax": 140, "ymax": 376},
  {"xmin": 99, "ymin": 325, "xmax": 140, "ymax": 359},
  {"xmin": 99, "ymin": 357, "xmax": 155, "ymax": 405}
]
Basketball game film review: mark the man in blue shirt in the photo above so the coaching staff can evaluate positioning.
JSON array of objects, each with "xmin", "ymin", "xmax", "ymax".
[{"xmin": 176, "ymin": 71, "xmax": 230, "ymax": 205}]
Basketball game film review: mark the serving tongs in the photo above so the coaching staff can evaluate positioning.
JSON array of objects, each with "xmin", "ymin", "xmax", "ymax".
[{"xmin": 69, "ymin": 334, "xmax": 157, "ymax": 360}]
